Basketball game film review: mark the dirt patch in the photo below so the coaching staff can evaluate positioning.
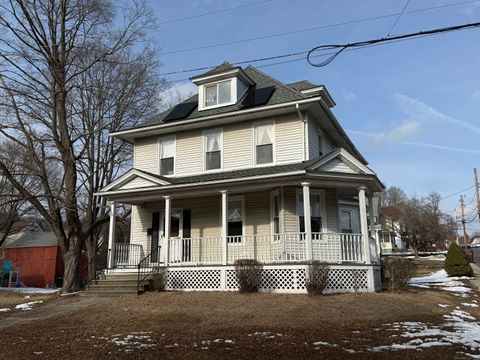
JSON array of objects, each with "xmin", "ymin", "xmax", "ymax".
[
  {"xmin": 0, "ymin": 291, "xmax": 57, "ymax": 310},
  {"xmin": 0, "ymin": 288, "xmax": 478, "ymax": 359}
]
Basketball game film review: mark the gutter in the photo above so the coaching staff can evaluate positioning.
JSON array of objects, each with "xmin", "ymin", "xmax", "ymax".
[{"xmin": 111, "ymin": 96, "xmax": 322, "ymax": 139}]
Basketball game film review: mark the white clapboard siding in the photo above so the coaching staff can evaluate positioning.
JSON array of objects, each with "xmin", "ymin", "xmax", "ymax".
[
  {"xmin": 308, "ymin": 118, "xmax": 320, "ymax": 159},
  {"xmin": 176, "ymin": 129, "xmax": 203, "ymax": 175},
  {"xmin": 130, "ymin": 205, "xmax": 152, "ymax": 252},
  {"xmin": 275, "ymin": 115, "xmax": 304, "ymax": 164},
  {"xmin": 134, "ymin": 137, "xmax": 158, "ymax": 173},
  {"xmin": 120, "ymin": 176, "xmax": 156, "ymax": 190},
  {"xmin": 283, "ymin": 187, "xmax": 298, "ymax": 233},
  {"xmin": 223, "ymin": 122, "xmax": 253, "ymax": 170},
  {"xmin": 245, "ymin": 192, "xmax": 270, "ymax": 236},
  {"xmin": 325, "ymin": 189, "xmax": 339, "ymax": 233},
  {"xmin": 321, "ymin": 158, "xmax": 357, "ymax": 173}
]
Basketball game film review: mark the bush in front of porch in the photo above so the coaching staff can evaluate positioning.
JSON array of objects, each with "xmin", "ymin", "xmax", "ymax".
[
  {"xmin": 234, "ymin": 259, "xmax": 263, "ymax": 293},
  {"xmin": 305, "ymin": 261, "xmax": 330, "ymax": 295}
]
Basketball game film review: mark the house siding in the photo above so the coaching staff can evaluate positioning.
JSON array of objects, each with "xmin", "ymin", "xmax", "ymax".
[
  {"xmin": 121, "ymin": 177, "xmax": 155, "ymax": 190},
  {"xmin": 223, "ymin": 122, "xmax": 252, "ymax": 170},
  {"xmin": 134, "ymin": 137, "xmax": 158, "ymax": 173},
  {"xmin": 275, "ymin": 115, "xmax": 304, "ymax": 164},
  {"xmin": 130, "ymin": 205, "xmax": 152, "ymax": 253},
  {"xmin": 325, "ymin": 189, "xmax": 339, "ymax": 233},
  {"xmin": 307, "ymin": 118, "xmax": 335, "ymax": 160},
  {"xmin": 176, "ymin": 130, "xmax": 203, "ymax": 175},
  {"xmin": 322, "ymin": 158, "xmax": 356, "ymax": 173}
]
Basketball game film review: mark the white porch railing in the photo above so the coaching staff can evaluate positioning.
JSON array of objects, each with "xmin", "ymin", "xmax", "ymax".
[
  {"xmin": 112, "ymin": 243, "xmax": 145, "ymax": 268},
  {"xmin": 165, "ymin": 233, "xmax": 366, "ymax": 265}
]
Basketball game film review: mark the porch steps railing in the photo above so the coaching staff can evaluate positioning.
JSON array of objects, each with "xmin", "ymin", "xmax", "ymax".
[
  {"xmin": 113, "ymin": 243, "xmax": 144, "ymax": 268},
  {"xmin": 137, "ymin": 246, "xmax": 161, "ymax": 295}
]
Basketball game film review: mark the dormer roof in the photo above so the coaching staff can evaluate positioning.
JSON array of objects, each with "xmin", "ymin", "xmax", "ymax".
[{"xmin": 190, "ymin": 61, "xmax": 254, "ymax": 86}]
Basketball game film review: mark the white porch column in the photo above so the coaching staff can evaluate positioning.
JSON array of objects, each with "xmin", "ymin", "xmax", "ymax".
[
  {"xmin": 163, "ymin": 196, "xmax": 171, "ymax": 265},
  {"xmin": 107, "ymin": 201, "xmax": 116, "ymax": 269},
  {"xmin": 301, "ymin": 182, "xmax": 313, "ymax": 261},
  {"xmin": 368, "ymin": 194, "xmax": 380, "ymax": 260},
  {"xmin": 221, "ymin": 190, "xmax": 228, "ymax": 265},
  {"xmin": 358, "ymin": 187, "xmax": 371, "ymax": 263}
]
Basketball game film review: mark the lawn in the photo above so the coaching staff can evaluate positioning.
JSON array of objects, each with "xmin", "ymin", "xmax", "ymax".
[{"xmin": 0, "ymin": 280, "xmax": 479, "ymax": 359}]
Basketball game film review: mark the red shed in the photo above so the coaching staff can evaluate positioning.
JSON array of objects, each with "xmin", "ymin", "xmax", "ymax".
[{"xmin": 2, "ymin": 232, "xmax": 88, "ymax": 288}]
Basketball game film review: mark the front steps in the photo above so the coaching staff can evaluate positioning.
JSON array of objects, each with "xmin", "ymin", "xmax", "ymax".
[{"xmin": 84, "ymin": 273, "xmax": 148, "ymax": 296}]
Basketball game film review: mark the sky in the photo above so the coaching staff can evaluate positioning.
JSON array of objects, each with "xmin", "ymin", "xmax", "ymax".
[{"xmin": 146, "ymin": 0, "xmax": 480, "ymax": 232}]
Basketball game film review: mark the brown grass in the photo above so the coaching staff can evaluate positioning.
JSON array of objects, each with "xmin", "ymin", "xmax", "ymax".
[
  {"xmin": 0, "ymin": 291, "xmax": 57, "ymax": 309},
  {"xmin": 0, "ymin": 287, "xmax": 478, "ymax": 359}
]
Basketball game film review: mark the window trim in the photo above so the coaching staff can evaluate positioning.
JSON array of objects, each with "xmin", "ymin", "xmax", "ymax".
[
  {"xmin": 295, "ymin": 188, "xmax": 327, "ymax": 233},
  {"xmin": 203, "ymin": 128, "xmax": 223, "ymax": 172},
  {"xmin": 199, "ymin": 79, "xmax": 236, "ymax": 110},
  {"xmin": 158, "ymin": 136, "xmax": 176, "ymax": 176},
  {"xmin": 225, "ymin": 195, "xmax": 245, "ymax": 243},
  {"xmin": 253, "ymin": 120, "xmax": 275, "ymax": 166},
  {"xmin": 270, "ymin": 189, "xmax": 281, "ymax": 235}
]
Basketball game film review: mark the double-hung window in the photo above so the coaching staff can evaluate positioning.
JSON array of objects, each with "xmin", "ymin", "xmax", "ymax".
[
  {"xmin": 228, "ymin": 198, "xmax": 244, "ymax": 242},
  {"xmin": 160, "ymin": 138, "xmax": 175, "ymax": 175},
  {"xmin": 255, "ymin": 123, "xmax": 274, "ymax": 165},
  {"xmin": 205, "ymin": 130, "xmax": 222, "ymax": 171},
  {"xmin": 340, "ymin": 210, "xmax": 353, "ymax": 233},
  {"xmin": 204, "ymin": 80, "xmax": 231, "ymax": 108},
  {"xmin": 298, "ymin": 193, "xmax": 323, "ymax": 233}
]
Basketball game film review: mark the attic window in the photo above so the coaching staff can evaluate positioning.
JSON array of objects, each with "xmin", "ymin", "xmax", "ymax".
[{"xmin": 204, "ymin": 80, "xmax": 231, "ymax": 108}]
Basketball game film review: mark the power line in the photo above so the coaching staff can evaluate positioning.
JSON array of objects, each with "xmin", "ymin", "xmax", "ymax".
[
  {"xmin": 440, "ymin": 186, "xmax": 475, "ymax": 201},
  {"xmin": 158, "ymin": 0, "xmax": 273, "ymax": 25},
  {"xmin": 160, "ymin": 0, "xmax": 480, "ymax": 56},
  {"xmin": 307, "ymin": 21, "xmax": 480, "ymax": 67},
  {"xmin": 386, "ymin": 0, "xmax": 411, "ymax": 37}
]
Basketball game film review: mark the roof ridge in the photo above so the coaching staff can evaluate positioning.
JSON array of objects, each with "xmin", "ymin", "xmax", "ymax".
[{"xmin": 245, "ymin": 65, "xmax": 307, "ymax": 99}]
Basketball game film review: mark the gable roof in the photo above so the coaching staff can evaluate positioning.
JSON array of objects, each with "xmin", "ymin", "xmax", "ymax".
[
  {"xmin": 190, "ymin": 61, "xmax": 238, "ymax": 79},
  {"xmin": 3, "ymin": 232, "xmax": 57, "ymax": 249},
  {"xmin": 287, "ymin": 80, "xmax": 320, "ymax": 92}
]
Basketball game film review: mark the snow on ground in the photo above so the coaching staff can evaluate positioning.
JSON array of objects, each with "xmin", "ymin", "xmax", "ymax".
[
  {"xmin": 108, "ymin": 332, "xmax": 156, "ymax": 352},
  {"xmin": 14, "ymin": 301, "xmax": 43, "ymax": 311},
  {"xmin": 409, "ymin": 270, "xmax": 472, "ymax": 295},
  {"xmin": 0, "ymin": 287, "xmax": 59, "ymax": 294},
  {"xmin": 0, "ymin": 307, "xmax": 11, "ymax": 312}
]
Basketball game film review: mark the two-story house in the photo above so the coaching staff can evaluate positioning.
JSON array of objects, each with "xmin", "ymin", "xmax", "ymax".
[{"xmin": 97, "ymin": 62, "xmax": 384, "ymax": 293}]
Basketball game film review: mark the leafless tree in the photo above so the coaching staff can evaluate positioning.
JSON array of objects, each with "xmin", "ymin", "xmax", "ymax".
[
  {"xmin": 0, "ymin": 0, "xmax": 161, "ymax": 292},
  {"xmin": 382, "ymin": 186, "xmax": 407, "ymax": 207}
]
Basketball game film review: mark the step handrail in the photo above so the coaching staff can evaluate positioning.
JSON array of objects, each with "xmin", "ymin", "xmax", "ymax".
[{"xmin": 137, "ymin": 246, "xmax": 161, "ymax": 295}]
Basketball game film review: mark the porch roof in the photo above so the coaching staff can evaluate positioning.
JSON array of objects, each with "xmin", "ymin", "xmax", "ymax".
[{"xmin": 97, "ymin": 148, "xmax": 384, "ymax": 204}]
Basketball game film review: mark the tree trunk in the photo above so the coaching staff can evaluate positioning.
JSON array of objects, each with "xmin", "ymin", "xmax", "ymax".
[
  {"xmin": 85, "ymin": 234, "xmax": 97, "ymax": 282},
  {"xmin": 62, "ymin": 241, "xmax": 82, "ymax": 293}
]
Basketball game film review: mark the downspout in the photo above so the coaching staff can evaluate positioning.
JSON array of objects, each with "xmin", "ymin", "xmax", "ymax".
[{"xmin": 296, "ymin": 104, "xmax": 308, "ymax": 161}]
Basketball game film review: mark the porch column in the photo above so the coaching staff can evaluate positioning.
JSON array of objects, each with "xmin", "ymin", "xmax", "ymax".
[
  {"xmin": 163, "ymin": 196, "xmax": 171, "ymax": 265},
  {"xmin": 358, "ymin": 187, "xmax": 371, "ymax": 263},
  {"xmin": 107, "ymin": 201, "xmax": 116, "ymax": 269},
  {"xmin": 368, "ymin": 194, "xmax": 380, "ymax": 260},
  {"xmin": 301, "ymin": 182, "xmax": 313, "ymax": 261},
  {"xmin": 221, "ymin": 190, "xmax": 228, "ymax": 265}
]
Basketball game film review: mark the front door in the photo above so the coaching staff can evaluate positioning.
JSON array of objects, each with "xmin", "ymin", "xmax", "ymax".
[{"xmin": 160, "ymin": 209, "xmax": 192, "ymax": 263}]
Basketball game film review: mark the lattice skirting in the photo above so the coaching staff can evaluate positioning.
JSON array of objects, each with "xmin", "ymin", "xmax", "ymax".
[{"xmin": 165, "ymin": 265, "xmax": 380, "ymax": 294}]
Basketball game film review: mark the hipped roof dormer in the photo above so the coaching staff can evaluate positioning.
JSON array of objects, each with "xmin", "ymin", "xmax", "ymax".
[{"xmin": 191, "ymin": 62, "xmax": 255, "ymax": 111}]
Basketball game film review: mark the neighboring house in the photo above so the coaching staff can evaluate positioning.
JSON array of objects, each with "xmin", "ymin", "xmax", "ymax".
[
  {"xmin": 1, "ymin": 231, "xmax": 88, "ymax": 288},
  {"xmin": 98, "ymin": 62, "xmax": 385, "ymax": 293},
  {"xmin": 378, "ymin": 206, "xmax": 406, "ymax": 252}
]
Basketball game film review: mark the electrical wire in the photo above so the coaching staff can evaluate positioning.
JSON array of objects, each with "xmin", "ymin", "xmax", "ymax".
[
  {"xmin": 440, "ymin": 186, "xmax": 475, "ymax": 201},
  {"xmin": 160, "ymin": 0, "xmax": 480, "ymax": 56},
  {"xmin": 386, "ymin": 0, "xmax": 411, "ymax": 37},
  {"xmin": 307, "ymin": 21, "xmax": 480, "ymax": 67},
  {"xmin": 158, "ymin": 0, "xmax": 273, "ymax": 25}
]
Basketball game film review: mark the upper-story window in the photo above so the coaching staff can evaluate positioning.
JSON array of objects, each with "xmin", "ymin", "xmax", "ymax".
[
  {"xmin": 204, "ymin": 129, "xmax": 222, "ymax": 171},
  {"xmin": 204, "ymin": 80, "xmax": 231, "ymax": 108},
  {"xmin": 254, "ymin": 123, "xmax": 274, "ymax": 165},
  {"xmin": 160, "ymin": 137, "xmax": 175, "ymax": 175}
]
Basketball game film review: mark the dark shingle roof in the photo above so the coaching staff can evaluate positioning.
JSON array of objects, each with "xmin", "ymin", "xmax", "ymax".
[
  {"xmin": 135, "ymin": 149, "xmax": 339, "ymax": 186},
  {"xmin": 131, "ymin": 65, "xmax": 307, "ymax": 131},
  {"xmin": 287, "ymin": 80, "xmax": 320, "ymax": 92},
  {"xmin": 190, "ymin": 62, "xmax": 238, "ymax": 79}
]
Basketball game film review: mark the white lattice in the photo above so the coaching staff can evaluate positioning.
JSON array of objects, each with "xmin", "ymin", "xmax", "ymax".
[
  {"xmin": 326, "ymin": 269, "xmax": 368, "ymax": 291},
  {"xmin": 167, "ymin": 269, "xmax": 221, "ymax": 290}
]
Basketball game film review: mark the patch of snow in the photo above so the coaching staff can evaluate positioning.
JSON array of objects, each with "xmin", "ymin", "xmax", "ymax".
[
  {"xmin": 438, "ymin": 304, "xmax": 450, "ymax": 308},
  {"xmin": 110, "ymin": 333, "xmax": 156, "ymax": 350},
  {"xmin": 0, "ymin": 308, "xmax": 11, "ymax": 312},
  {"xmin": 0, "ymin": 287, "xmax": 58, "ymax": 294},
  {"xmin": 248, "ymin": 331, "xmax": 282, "ymax": 339},
  {"xmin": 463, "ymin": 303, "xmax": 480, "ymax": 308},
  {"xmin": 409, "ymin": 270, "xmax": 473, "ymax": 295},
  {"xmin": 14, "ymin": 301, "xmax": 43, "ymax": 311}
]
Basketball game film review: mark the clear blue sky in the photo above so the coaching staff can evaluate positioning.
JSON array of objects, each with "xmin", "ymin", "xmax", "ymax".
[{"xmin": 148, "ymin": 0, "xmax": 480, "ymax": 231}]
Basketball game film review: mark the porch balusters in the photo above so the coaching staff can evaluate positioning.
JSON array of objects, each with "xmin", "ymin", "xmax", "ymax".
[
  {"xmin": 164, "ymin": 195, "xmax": 171, "ymax": 265},
  {"xmin": 107, "ymin": 200, "xmax": 116, "ymax": 269},
  {"xmin": 220, "ymin": 190, "xmax": 228, "ymax": 265},
  {"xmin": 301, "ymin": 182, "xmax": 313, "ymax": 261},
  {"xmin": 358, "ymin": 187, "xmax": 371, "ymax": 264}
]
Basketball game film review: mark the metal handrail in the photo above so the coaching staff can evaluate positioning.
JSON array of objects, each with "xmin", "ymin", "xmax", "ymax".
[{"xmin": 137, "ymin": 246, "xmax": 161, "ymax": 295}]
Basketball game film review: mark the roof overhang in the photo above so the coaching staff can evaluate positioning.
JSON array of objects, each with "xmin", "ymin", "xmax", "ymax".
[
  {"xmin": 111, "ymin": 97, "xmax": 321, "ymax": 143},
  {"xmin": 191, "ymin": 67, "xmax": 255, "ymax": 86}
]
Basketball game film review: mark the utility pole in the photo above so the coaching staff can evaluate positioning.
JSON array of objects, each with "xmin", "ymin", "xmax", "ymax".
[
  {"xmin": 459, "ymin": 195, "xmax": 468, "ymax": 248},
  {"xmin": 474, "ymin": 168, "xmax": 480, "ymax": 224}
]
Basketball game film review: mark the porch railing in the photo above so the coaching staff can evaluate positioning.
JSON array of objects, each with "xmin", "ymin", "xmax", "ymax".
[
  {"xmin": 166, "ymin": 233, "xmax": 366, "ymax": 265},
  {"xmin": 112, "ymin": 243, "xmax": 145, "ymax": 268}
]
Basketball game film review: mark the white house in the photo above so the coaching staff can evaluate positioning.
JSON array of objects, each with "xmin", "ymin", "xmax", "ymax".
[{"xmin": 97, "ymin": 62, "xmax": 384, "ymax": 293}]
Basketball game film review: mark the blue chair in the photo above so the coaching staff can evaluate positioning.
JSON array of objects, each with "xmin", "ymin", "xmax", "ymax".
[{"xmin": 1, "ymin": 260, "xmax": 13, "ymax": 287}]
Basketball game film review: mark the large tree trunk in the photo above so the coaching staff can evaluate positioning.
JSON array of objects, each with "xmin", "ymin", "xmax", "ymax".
[
  {"xmin": 85, "ymin": 234, "xmax": 97, "ymax": 282},
  {"xmin": 62, "ymin": 239, "xmax": 83, "ymax": 292}
]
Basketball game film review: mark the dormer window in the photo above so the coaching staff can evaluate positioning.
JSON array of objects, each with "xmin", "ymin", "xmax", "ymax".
[{"xmin": 205, "ymin": 80, "xmax": 231, "ymax": 108}]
